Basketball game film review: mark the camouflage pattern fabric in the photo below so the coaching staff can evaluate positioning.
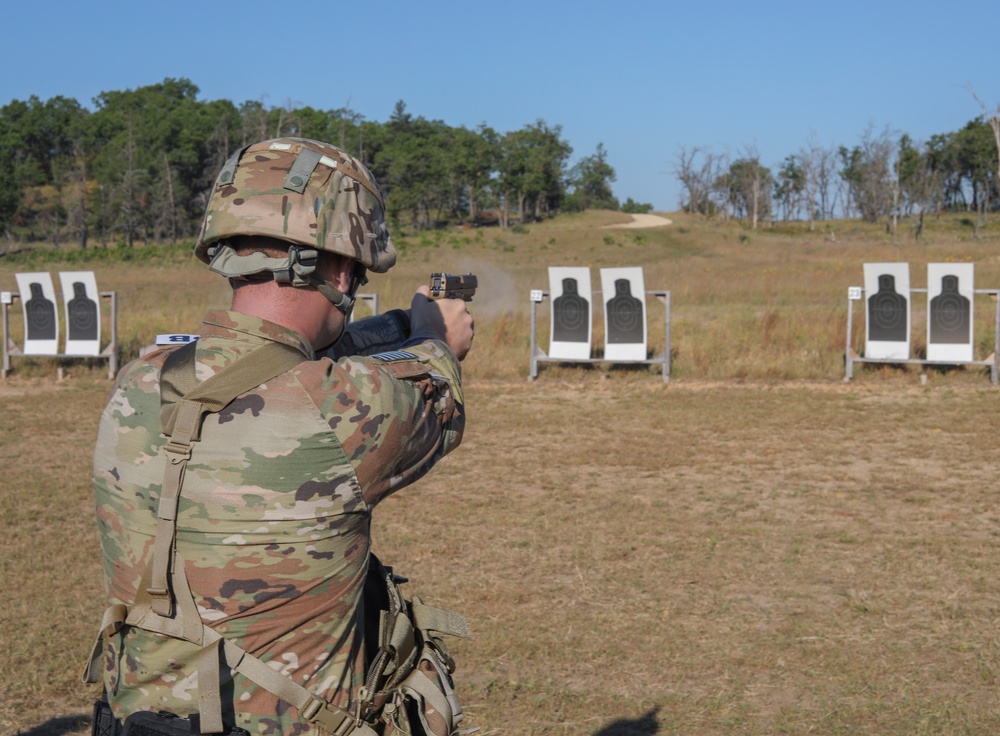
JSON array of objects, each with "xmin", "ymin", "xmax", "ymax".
[
  {"xmin": 195, "ymin": 138, "xmax": 396, "ymax": 274},
  {"xmin": 92, "ymin": 310, "xmax": 464, "ymax": 735}
]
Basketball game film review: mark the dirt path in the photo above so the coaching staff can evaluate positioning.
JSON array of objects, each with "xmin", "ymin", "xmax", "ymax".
[{"xmin": 602, "ymin": 213, "xmax": 673, "ymax": 228}]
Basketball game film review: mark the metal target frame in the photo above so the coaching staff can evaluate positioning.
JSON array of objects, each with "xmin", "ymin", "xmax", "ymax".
[
  {"xmin": 2, "ymin": 290, "xmax": 119, "ymax": 379},
  {"xmin": 529, "ymin": 288, "xmax": 671, "ymax": 382},
  {"xmin": 349, "ymin": 293, "xmax": 379, "ymax": 323},
  {"xmin": 844, "ymin": 285, "xmax": 1000, "ymax": 384}
]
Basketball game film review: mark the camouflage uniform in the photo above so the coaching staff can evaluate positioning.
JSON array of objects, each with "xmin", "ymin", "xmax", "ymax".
[{"xmin": 93, "ymin": 308, "xmax": 464, "ymax": 735}]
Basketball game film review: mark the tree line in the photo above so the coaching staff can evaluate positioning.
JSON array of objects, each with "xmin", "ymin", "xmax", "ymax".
[
  {"xmin": 0, "ymin": 78, "xmax": 640, "ymax": 249},
  {"xmin": 674, "ymin": 105, "xmax": 1000, "ymax": 235}
]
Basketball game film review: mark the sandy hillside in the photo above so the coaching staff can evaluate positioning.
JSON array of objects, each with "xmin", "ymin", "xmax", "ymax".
[{"xmin": 602, "ymin": 213, "xmax": 673, "ymax": 228}]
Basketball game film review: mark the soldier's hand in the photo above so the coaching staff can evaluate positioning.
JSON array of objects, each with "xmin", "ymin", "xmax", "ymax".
[{"xmin": 410, "ymin": 285, "xmax": 474, "ymax": 361}]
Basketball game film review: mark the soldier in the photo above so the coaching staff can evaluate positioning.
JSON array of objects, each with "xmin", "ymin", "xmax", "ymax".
[{"xmin": 89, "ymin": 138, "xmax": 473, "ymax": 735}]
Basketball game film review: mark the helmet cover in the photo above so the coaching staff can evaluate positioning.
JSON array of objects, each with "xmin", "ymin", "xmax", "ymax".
[{"xmin": 195, "ymin": 138, "xmax": 395, "ymax": 273}]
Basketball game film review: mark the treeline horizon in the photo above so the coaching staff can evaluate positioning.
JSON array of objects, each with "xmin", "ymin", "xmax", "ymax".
[
  {"xmin": 675, "ymin": 109, "xmax": 1000, "ymax": 235},
  {"xmin": 0, "ymin": 78, "xmax": 640, "ymax": 251},
  {"xmin": 2, "ymin": 76, "xmax": 999, "ymax": 252}
]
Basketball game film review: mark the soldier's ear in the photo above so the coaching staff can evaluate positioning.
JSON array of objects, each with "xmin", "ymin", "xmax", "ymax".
[{"xmin": 322, "ymin": 254, "xmax": 354, "ymax": 293}]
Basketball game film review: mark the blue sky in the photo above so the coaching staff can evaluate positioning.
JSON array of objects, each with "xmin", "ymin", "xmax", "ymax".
[{"xmin": 3, "ymin": 0, "xmax": 998, "ymax": 211}]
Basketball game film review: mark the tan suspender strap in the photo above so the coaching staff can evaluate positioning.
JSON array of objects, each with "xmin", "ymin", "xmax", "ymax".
[
  {"xmin": 207, "ymin": 634, "xmax": 377, "ymax": 736},
  {"xmin": 150, "ymin": 341, "xmax": 309, "ymax": 615},
  {"xmin": 197, "ymin": 640, "xmax": 224, "ymax": 734},
  {"xmin": 161, "ymin": 341, "xmax": 309, "ymax": 438},
  {"xmin": 411, "ymin": 602, "xmax": 470, "ymax": 639},
  {"xmin": 149, "ymin": 399, "xmax": 201, "ymax": 616},
  {"xmin": 150, "ymin": 339, "xmax": 314, "ymax": 731},
  {"xmin": 388, "ymin": 610, "xmax": 416, "ymax": 665},
  {"xmin": 82, "ymin": 604, "xmax": 128, "ymax": 683},
  {"xmin": 159, "ymin": 341, "xmax": 199, "ymax": 427}
]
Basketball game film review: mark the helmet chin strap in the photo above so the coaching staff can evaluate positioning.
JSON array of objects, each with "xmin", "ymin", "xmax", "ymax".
[
  {"xmin": 317, "ymin": 264, "xmax": 369, "ymax": 349},
  {"xmin": 207, "ymin": 241, "xmax": 367, "ymax": 316},
  {"xmin": 313, "ymin": 263, "xmax": 368, "ymax": 317}
]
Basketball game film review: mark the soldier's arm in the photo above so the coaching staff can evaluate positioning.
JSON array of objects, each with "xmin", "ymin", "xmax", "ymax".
[
  {"xmin": 325, "ymin": 274, "xmax": 475, "ymax": 360},
  {"xmin": 325, "ymin": 310, "xmax": 412, "ymax": 359},
  {"xmin": 313, "ymin": 334, "xmax": 465, "ymax": 507}
]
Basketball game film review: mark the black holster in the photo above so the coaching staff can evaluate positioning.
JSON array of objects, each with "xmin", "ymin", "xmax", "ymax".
[
  {"xmin": 122, "ymin": 710, "xmax": 249, "ymax": 735},
  {"xmin": 92, "ymin": 695, "xmax": 120, "ymax": 736}
]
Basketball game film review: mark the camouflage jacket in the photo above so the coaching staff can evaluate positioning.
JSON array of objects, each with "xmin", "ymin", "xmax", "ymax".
[{"xmin": 92, "ymin": 309, "xmax": 464, "ymax": 735}]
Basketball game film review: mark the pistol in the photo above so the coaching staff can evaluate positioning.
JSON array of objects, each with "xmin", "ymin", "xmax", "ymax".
[{"xmin": 429, "ymin": 272, "xmax": 477, "ymax": 301}]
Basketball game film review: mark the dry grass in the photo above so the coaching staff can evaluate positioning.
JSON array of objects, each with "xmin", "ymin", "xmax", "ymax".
[{"xmin": 3, "ymin": 213, "xmax": 1000, "ymax": 735}]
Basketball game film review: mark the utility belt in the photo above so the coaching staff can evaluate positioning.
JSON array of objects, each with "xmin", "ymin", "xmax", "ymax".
[
  {"xmin": 89, "ymin": 553, "xmax": 468, "ymax": 736},
  {"xmin": 93, "ymin": 698, "xmax": 250, "ymax": 736}
]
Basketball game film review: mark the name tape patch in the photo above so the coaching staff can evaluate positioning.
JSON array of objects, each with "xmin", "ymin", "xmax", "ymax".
[{"xmin": 156, "ymin": 334, "xmax": 200, "ymax": 345}]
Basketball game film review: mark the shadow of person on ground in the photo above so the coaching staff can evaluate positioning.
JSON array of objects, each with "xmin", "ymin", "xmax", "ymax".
[
  {"xmin": 18, "ymin": 713, "xmax": 90, "ymax": 736},
  {"xmin": 593, "ymin": 706, "xmax": 660, "ymax": 735}
]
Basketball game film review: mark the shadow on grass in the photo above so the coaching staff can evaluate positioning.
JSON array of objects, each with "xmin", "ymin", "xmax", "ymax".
[
  {"xmin": 18, "ymin": 713, "xmax": 90, "ymax": 736},
  {"xmin": 594, "ymin": 706, "xmax": 660, "ymax": 735}
]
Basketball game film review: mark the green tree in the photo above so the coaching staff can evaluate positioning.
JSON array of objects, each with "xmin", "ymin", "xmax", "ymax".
[
  {"xmin": 367, "ymin": 101, "xmax": 453, "ymax": 231},
  {"xmin": 91, "ymin": 78, "xmax": 226, "ymax": 245},
  {"xmin": 716, "ymin": 153, "xmax": 772, "ymax": 228},
  {"xmin": 450, "ymin": 124, "xmax": 497, "ymax": 224},
  {"xmin": 497, "ymin": 120, "xmax": 571, "ymax": 226},
  {"xmin": 0, "ymin": 82, "xmax": 616, "ymax": 246},
  {"xmin": 896, "ymin": 134, "xmax": 945, "ymax": 238},
  {"xmin": 952, "ymin": 119, "xmax": 996, "ymax": 228},
  {"xmin": 0, "ymin": 98, "xmax": 36, "ymax": 234},
  {"xmin": 0, "ymin": 95, "xmax": 89, "ymax": 244},
  {"xmin": 773, "ymin": 155, "xmax": 804, "ymax": 221},
  {"xmin": 565, "ymin": 142, "xmax": 618, "ymax": 211},
  {"xmin": 620, "ymin": 197, "xmax": 652, "ymax": 214}
]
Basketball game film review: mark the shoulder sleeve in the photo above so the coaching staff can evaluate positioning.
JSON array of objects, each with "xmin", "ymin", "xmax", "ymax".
[{"xmin": 298, "ymin": 338, "xmax": 464, "ymax": 506}]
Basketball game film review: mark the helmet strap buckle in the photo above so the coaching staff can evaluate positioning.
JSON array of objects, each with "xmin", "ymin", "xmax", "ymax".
[{"xmin": 280, "ymin": 246, "xmax": 320, "ymax": 287}]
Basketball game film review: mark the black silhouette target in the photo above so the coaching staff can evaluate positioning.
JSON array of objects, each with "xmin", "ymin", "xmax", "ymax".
[
  {"xmin": 867, "ymin": 274, "xmax": 908, "ymax": 342},
  {"xmin": 25, "ymin": 282, "xmax": 56, "ymax": 340},
  {"xmin": 929, "ymin": 275, "xmax": 970, "ymax": 344},
  {"xmin": 606, "ymin": 278, "xmax": 644, "ymax": 344},
  {"xmin": 552, "ymin": 278, "xmax": 590, "ymax": 343},
  {"xmin": 67, "ymin": 281, "xmax": 98, "ymax": 340}
]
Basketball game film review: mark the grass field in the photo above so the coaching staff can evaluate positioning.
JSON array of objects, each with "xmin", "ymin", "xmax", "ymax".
[{"xmin": 3, "ymin": 211, "xmax": 1000, "ymax": 735}]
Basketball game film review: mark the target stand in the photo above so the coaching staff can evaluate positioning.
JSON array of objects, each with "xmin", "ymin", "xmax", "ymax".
[
  {"xmin": 2, "ymin": 290, "xmax": 119, "ymax": 379},
  {"xmin": 528, "ymin": 289, "xmax": 671, "ymax": 382},
  {"xmin": 349, "ymin": 293, "xmax": 379, "ymax": 322},
  {"xmin": 844, "ymin": 286, "xmax": 1000, "ymax": 384}
]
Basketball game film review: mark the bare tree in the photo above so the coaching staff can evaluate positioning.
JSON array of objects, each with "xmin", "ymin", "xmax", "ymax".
[
  {"xmin": 797, "ymin": 135, "xmax": 834, "ymax": 229},
  {"xmin": 123, "ymin": 120, "xmax": 136, "ymax": 247},
  {"xmin": 968, "ymin": 84, "xmax": 1000, "ymax": 188},
  {"xmin": 839, "ymin": 125, "xmax": 897, "ymax": 225},
  {"xmin": 159, "ymin": 152, "xmax": 178, "ymax": 244},
  {"xmin": 731, "ymin": 146, "xmax": 772, "ymax": 229},
  {"xmin": 815, "ymin": 145, "xmax": 837, "ymax": 220},
  {"xmin": 714, "ymin": 150, "xmax": 732, "ymax": 220},
  {"xmin": 274, "ymin": 98, "xmax": 304, "ymax": 138},
  {"xmin": 673, "ymin": 146, "xmax": 716, "ymax": 215},
  {"xmin": 240, "ymin": 98, "xmax": 269, "ymax": 146},
  {"xmin": 66, "ymin": 141, "xmax": 89, "ymax": 249}
]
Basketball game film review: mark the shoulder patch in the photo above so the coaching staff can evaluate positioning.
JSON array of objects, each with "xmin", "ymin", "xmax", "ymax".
[
  {"xmin": 368, "ymin": 350, "xmax": 429, "ymax": 380},
  {"xmin": 370, "ymin": 350, "xmax": 420, "ymax": 362}
]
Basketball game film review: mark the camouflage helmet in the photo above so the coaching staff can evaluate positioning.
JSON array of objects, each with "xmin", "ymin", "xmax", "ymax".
[{"xmin": 195, "ymin": 137, "xmax": 395, "ymax": 273}]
